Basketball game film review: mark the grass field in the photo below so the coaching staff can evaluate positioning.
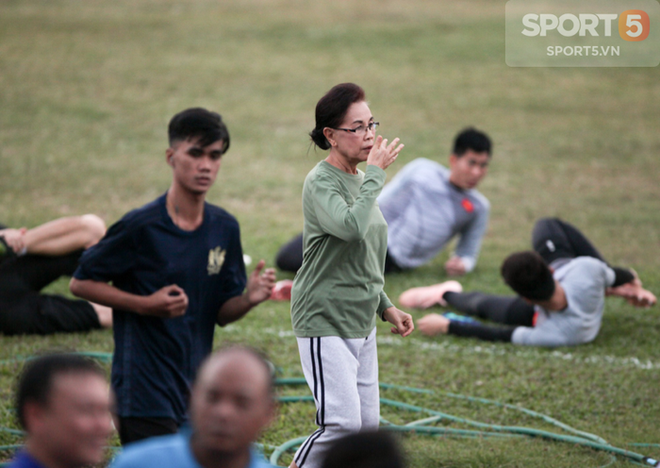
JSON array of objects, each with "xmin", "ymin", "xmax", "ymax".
[{"xmin": 1, "ymin": 0, "xmax": 659, "ymax": 466}]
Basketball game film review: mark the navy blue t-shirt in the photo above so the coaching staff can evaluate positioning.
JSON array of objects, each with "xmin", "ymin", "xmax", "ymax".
[{"xmin": 74, "ymin": 193, "xmax": 247, "ymax": 423}]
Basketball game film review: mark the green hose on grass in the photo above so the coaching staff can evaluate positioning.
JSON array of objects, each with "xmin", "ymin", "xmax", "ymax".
[
  {"xmin": 269, "ymin": 379, "xmax": 659, "ymax": 468},
  {"xmin": 0, "ymin": 354, "xmax": 658, "ymax": 468}
]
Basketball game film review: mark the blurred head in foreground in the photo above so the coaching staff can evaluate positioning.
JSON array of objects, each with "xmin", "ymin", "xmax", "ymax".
[
  {"xmin": 321, "ymin": 431, "xmax": 406, "ymax": 468},
  {"xmin": 189, "ymin": 346, "xmax": 276, "ymax": 459},
  {"xmin": 109, "ymin": 346, "xmax": 277, "ymax": 468},
  {"xmin": 14, "ymin": 353, "xmax": 112, "ymax": 468}
]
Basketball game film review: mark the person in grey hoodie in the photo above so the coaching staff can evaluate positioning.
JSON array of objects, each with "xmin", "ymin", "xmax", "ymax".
[{"xmin": 404, "ymin": 217, "xmax": 656, "ymax": 347}]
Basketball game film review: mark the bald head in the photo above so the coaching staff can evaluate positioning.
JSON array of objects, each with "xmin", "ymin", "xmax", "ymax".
[
  {"xmin": 190, "ymin": 347, "xmax": 276, "ymax": 458},
  {"xmin": 195, "ymin": 347, "xmax": 274, "ymax": 399}
]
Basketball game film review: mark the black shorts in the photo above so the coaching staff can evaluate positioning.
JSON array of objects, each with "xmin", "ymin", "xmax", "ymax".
[{"xmin": 0, "ymin": 250, "xmax": 100, "ymax": 335}]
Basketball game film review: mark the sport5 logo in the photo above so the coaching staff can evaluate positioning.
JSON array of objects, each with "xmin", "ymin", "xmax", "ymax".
[{"xmin": 522, "ymin": 10, "xmax": 650, "ymax": 41}]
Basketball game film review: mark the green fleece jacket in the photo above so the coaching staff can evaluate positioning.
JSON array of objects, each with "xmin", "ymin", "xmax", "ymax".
[{"xmin": 291, "ymin": 161, "xmax": 393, "ymax": 338}]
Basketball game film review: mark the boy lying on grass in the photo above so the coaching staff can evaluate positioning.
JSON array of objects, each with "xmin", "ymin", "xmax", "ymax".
[{"xmin": 400, "ymin": 217, "xmax": 656, "ymax": 347}]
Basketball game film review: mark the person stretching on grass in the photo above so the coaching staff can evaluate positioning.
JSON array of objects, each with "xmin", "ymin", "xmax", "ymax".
[
  {"xmin": 400, "ymin": 217, "xmax": 656, "ymax": 347},
  {"xmin": 0, "ymin": 215, "xmax": 112, "ymax": 335},
  {"xmin": 70, "ymin": 108, "xmax": 276, "ymax": 445}
]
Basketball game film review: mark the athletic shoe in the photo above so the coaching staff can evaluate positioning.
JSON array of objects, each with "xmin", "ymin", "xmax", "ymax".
[
  {"xmin": 442, "ymin": 312, "xmax": 479, "ymax": 325},
  {"xmin": 270, "ymin": 279, "xmax": 293, "ymax": 301},
  {"xmin": 398, "ymin": 280, "xmax": 463, "ymax": 309}
]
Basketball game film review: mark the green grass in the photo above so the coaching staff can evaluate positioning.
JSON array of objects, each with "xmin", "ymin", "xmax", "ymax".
[{"xmin": 1, "ymin": 0, "xmax": 659, "ymax": 466}]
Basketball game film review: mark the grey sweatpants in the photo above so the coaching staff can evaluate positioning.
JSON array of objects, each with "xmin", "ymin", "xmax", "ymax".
[{"xmin": 293, "ymin": 328, "xmax": 380, "ymax": 468}]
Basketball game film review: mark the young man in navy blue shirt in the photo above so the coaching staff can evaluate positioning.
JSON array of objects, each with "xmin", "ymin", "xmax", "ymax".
[{"xmin": 70, "ymin": 108, "xmax": 276, "ymax": 445}]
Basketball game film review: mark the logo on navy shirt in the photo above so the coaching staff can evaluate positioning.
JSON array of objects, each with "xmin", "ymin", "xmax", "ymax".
[{"xmin": 207, "ymin": 246, "xmax": 226, "ymax": 275}]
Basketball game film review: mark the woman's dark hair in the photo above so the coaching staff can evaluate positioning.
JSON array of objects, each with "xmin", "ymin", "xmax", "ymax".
[
  {"xmin": 310, "ymin": 83, "xmax": 366, "ymax": 150},
  {"xmin": 501, "ymin": 251, "xmax": 556, "ymax": 301},
  {"xmin": 168, "ymin": 107, "xmax": 230, "ymax": 154}
]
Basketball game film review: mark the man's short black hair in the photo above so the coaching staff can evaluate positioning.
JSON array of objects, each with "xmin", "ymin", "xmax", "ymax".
[
  {"xmin": 453, "ymin": 127, "xmax": 492, "ymax": 157},
  {"xmin": 15, "ymin": 353, "xmax": 106, "ymax": 430},
  {"xmin": 168, "ymin": 107, "xmax": 230, "ymax": 154},
  {"xmin": 501, "ymin": 251, "xmax": 556, "ymax": 301}
]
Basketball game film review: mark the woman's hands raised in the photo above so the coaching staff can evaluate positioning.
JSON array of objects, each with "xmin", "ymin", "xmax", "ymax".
[{"xmin": 366, "ymin": 135, "xmax": 404, "ymax": 170}]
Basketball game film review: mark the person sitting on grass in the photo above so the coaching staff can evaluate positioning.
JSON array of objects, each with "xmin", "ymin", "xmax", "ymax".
[
  {"xmin": 0, "ymin": 215, "xmax": 112, "ymax": 335},
  {"xmin": 401, "ymin": 217, "xmax": 656, "ymax": 347}
]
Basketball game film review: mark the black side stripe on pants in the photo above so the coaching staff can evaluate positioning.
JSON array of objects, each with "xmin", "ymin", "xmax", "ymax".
[
  {"xmin": 311, "ymin": 337, "xmax": 320, "ymax": 426},
  {"xmin": 317, "ymin": 337, "xmax": 325, "ymax": 425},
  {"xmin": 295, "ymin": 337, "xmax": 325, "ymax": 467}
]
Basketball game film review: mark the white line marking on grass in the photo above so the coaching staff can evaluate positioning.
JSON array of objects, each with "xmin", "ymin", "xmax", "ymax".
[
  {"xmin": 223, "ymin": 325, "xmax": 296, "ymax": 338},
  {"xmin": 224, "ymin": 325, "xmax": 660, "ymax": 370},
  {"xmin": 376, "ymin": 336, "xmax": 660, "ymax": 370}
]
